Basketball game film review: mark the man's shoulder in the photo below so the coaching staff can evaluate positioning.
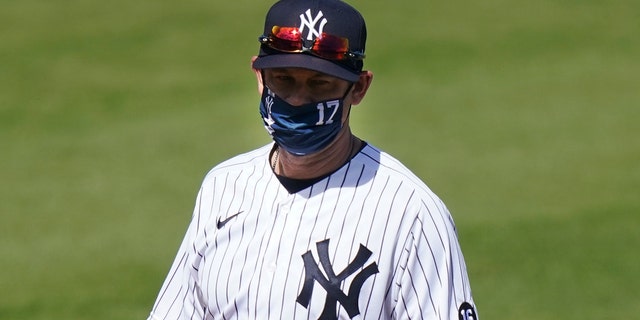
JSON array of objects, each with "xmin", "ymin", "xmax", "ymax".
[
  {"xmin": 359, "ymin": 143, "xmax": 443, "ymax": 202},
  {"xmin": 201, "ymin": 143, "xmax": 272, "ymax": 181}
]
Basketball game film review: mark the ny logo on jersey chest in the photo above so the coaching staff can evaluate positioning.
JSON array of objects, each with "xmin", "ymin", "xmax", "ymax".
[{"xmin": 297, "ymin": 239, "xmax": 379, "ymax": 320}]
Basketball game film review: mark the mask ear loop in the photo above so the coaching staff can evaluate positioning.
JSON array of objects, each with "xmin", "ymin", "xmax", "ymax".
[
  {"xmin": 260, "ymin": 70, "xmax": 279, "ymax": 98},
  {"xmin": 342, "ymin": 82, "xmax": 355, "ymax": 100},
  {"xmin": 342, "ymin": 82, "xmax": 356, "ymax": 126},
  {"xmin": 260, "ymin": 70, "xmax": 269, "ymax": 93}
]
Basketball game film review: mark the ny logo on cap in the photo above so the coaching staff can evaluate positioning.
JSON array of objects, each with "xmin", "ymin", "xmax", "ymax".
[{"xmin": 299, "ymin": 9, "xmax": 327, "ymax": 40}]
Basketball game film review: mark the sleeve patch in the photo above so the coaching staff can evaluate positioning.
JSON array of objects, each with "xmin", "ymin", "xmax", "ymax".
[{"xmin": 458, "ymin": 302, "xmax": 478, "ymax": 320}]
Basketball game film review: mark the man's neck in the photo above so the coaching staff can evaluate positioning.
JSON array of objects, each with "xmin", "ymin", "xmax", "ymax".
[{"xmin": 274, "ymin": 129, "xmax": 361, "ymax": 180}]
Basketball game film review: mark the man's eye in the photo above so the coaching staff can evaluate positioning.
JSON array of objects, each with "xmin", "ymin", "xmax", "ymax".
[
  {"xmin": 310, "ymin": 80, "xmax": 330, "ymax": 87},
  {"xmin": 311, "ymin": 79, "xmax": 330, "ymax": 86},
  {"xmin": 275, "ymin": 75, "xmax": 294, "ymax": 83}
]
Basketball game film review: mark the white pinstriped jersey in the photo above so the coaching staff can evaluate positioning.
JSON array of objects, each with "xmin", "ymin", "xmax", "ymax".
[{"xmin": 148, "ymin": 143, "xmax": 478, "ymax": 320}]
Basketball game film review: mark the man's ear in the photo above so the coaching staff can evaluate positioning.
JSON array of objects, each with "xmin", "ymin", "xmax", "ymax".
[
  {"xmin": 251, "ymin": 56, "xmax": 264, "ymax": 95},
  {"xmin": 350, "ymin": 71, "xmax": 373, "ymax": 105}
]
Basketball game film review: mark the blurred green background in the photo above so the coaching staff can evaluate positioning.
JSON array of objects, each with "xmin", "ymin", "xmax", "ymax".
[{"xmin": 1, "ymin": 0, "xmax": 638, "ymax": 319}]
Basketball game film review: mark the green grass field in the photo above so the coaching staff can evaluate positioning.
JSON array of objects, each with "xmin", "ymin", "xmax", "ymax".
[{"xmin": 1, "ymin": 0, "xmax": 638, "ymax": 319}]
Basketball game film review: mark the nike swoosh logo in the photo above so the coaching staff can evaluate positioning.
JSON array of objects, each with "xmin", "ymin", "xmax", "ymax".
[{"xmin": 216, "ymin": 211, "xmax": 243, "ymax": 229}]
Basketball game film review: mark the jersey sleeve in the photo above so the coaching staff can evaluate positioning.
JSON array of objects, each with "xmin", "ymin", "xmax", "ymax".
[
  {"xmin": 147, "ymin": 189, "xmax": 207, "ymax": 320},
  {"xmin": 394, "ymin": 200, "xmax": 479, "ymax": 319}
]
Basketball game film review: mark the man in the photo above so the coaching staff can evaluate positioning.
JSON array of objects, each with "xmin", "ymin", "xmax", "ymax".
[{"xmin": 148, "ymin": 0, "xmax": 479, "ymax": 319}]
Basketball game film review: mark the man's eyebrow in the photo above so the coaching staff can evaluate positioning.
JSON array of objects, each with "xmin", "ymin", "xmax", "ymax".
[{"xmin": 270, "ymin": 68, "xmax": 289, "ymax": 73}]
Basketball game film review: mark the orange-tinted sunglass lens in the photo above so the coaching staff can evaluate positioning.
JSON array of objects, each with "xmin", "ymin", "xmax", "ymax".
[
  {"xmin": 270, "ymin": 26, "xmax": 303, "ymax": 52},
  {"xmin": 312, "ymin": 33, "xmax": 349, "ymax": 60}
]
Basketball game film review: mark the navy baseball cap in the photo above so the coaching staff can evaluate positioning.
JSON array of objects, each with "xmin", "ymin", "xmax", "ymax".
[{"xmin": 252, "ymin": 0, "xmax": 367, "ymax": 82}]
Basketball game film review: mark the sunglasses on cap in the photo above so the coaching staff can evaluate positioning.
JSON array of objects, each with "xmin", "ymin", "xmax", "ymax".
[{"xmin": 259, "ymin": 26, "xmax": 365, "ymax": 61}]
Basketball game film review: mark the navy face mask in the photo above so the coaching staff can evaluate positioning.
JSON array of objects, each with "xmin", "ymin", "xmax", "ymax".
[{"xmin": 259, "ymin": 86, "xmax": 350, "ymax": 156}]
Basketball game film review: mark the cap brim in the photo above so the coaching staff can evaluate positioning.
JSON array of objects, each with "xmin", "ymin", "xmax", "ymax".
[{"xmin": 253, "ymin": 54, "xmax": 360, "ymax": 82}]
